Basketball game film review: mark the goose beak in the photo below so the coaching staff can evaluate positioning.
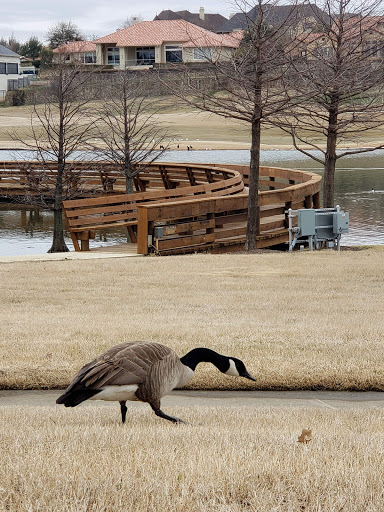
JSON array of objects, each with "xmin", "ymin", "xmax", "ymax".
[{"xmin": 241, "ymin": 371, "xmax": 256, "ymax": 382}]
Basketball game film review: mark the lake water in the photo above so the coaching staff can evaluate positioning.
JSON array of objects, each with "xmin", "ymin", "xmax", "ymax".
[{"xmin": 0, "ymin": 149, "xmax": 383, "ymax": 256}]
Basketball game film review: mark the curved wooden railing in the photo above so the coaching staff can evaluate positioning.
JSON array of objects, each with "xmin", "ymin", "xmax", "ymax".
[
  {"xmin": 0, "ymin": 161, "xmax": 244, "ymax": 197},
  {"xmin": 0, "ymin": 160, "xmax": 321, "ymax": 253},
  {"xmin": 137, "ymin": 164, "xmax": 321, "ymax": 255},
  {"xmin": 60, "ymin": 163, "xmax": 245, "ymax": 251}
]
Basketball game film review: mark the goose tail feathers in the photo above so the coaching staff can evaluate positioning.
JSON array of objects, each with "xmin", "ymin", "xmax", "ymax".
[{"xmin": 56, "ymin": 388, "xmax": 100, "ymax": 407}]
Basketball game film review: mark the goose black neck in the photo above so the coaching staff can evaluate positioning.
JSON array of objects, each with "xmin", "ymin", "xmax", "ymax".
[{"xmin": 180, "ymin": 348, "xmax": 229, "ymax": 372}]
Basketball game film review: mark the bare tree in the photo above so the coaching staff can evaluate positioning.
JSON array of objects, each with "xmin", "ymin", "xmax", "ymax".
[
  {"xmin": 161, "ymin": 0, "xmax": 302, "ymax": 250},
  {"xmin": 118, "ymin": 15, "xmax": 144, "ymax": 29},
  {"xmin": 13, "ymin": 54, "xmax": 100, "ymax": 252},
  {"xmin": 93, "ymin": 71, "xmax": 171, "ymax": 194},
  {"xmin": 280, "ymin": 0, "xmax": 384, "ymax": 207}
]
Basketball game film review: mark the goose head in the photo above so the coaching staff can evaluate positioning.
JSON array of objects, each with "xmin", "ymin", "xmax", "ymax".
[
  {"xmin": 180, "ymin": 348, "xmax": 256, "ymax": 382},
  {"xmin": 225, "ymin": 357, "xmax": 256, "ymax": 381}
]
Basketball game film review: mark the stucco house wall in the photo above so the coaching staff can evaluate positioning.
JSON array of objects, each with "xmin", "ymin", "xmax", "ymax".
[
  {"xmin": 93, "ymin": 20, "xmax": 242, "ymax": 69},
  {"xmin": 0, "ymin": 45, "xmax": 21, "ymax": 96}
]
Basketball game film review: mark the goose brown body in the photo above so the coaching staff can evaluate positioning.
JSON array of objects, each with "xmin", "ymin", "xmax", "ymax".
[
  {"xmin": 56, "ymin": 341, "xmax": 255, "ymax": 423},
  {"xmin": 57, "ymin": 342, "xmax": 192, "ymax": 408}
]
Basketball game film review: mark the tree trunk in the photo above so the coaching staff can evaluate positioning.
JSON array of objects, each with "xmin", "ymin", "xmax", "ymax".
[
  {"xmin": 125, "ymin": 167, "xmax": 134, "ymax": 194},
  {"xmin": 245, "ymin": 116, "xmax": 261, "ymax": 251},
  {"xmin": 48, "ymin": 163, "xmax": 69, "ymax": 252},
  {"xmin": 49, "ymin": 206, "xmax": 69, "ymax": 253},
  {"xmin": 323, "ymin": 103, "xmax": 339, "ymax": 208},
  {"xmin": 48, "ymin": 77, "xmax": 69, "ymax": 253}
]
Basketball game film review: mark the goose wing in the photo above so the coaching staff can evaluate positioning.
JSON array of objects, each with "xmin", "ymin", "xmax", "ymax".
[{"xmin": 67, "ymin": 342, "xmax": 176, "ymax": 391}]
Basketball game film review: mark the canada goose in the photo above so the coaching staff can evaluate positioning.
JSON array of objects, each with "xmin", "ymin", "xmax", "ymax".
[{"xmin": 56, "ymin": 341, "xmax": 255, "ymax": 424}]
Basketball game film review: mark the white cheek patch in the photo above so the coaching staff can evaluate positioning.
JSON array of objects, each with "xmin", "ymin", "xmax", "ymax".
[{"xmin": 225, "ymin": 359, "xmax": 240, "ymax": 377}]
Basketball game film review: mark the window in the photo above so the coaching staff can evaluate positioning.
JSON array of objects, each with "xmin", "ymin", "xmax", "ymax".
[
  {"xmin": 193, "ymin": 47, "xmax": 211, "ymax": 61},
  {"xmin": 84, "ymin": 52, "xmax": 96, "ymax": 64},
  {"xmin": 0, "ymin": 62, "xmax": 19, "ymax": 74},
  {"xmin": 7, "ymin": 63, "xmax": 18, "ymax": 74},
  {"xmin": 165, "ymin": 45, "xmax": 182, "ymax": 63},
  {"xmin": 107, "ymin": 47, "xmax": 120, "ymax": 65},
  {"xmin": 136, "ymin": 47, "xmax": 155, "ymax": 65}
]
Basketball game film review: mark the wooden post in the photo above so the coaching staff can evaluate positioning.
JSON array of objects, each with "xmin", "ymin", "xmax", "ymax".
[
  {"xmin": 80, "ymin": 239, "xmax": 90, "ymax": 251},
  {"xmin": 206, "ymin": 212, "xmax": 215, "ymax": 240},
  {"xmin": 304, "ymin": 195, "xmax": 312, "ymax": 209},
  {"xmin": 137, "ymin": 206, "xmax": 149, "ymax": 255},
  {"xmin": 313, "ymin": 191, "xmax": 321, "ymax": 208},
  {"xmin": 186, "ymin": 166, "xmax": 197, "ymax": 186},
  {"xmin": 205, "ymin": 168, "xmax": 214, "ymax": 183},
  {"xmin": 159, "ymin": 165, "xmax": 172, "ymax": 189}
]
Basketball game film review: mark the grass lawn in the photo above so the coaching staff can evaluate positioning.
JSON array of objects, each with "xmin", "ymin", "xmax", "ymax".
[
  {"xmin": 0, "ymin": 248, "xmax": 383, "ymax": 391},
  {"xmin": 1, "ymin": 249, "xmax": 383, "ymax": 511},
  {"xmin": 2, "ymin": 99, "xmax": 384, "ymax": 151},
  {"xmin": 1, "ymin": 405, "xmax": 383, "ymax": 511}
]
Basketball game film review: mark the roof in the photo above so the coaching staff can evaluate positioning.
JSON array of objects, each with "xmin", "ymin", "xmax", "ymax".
[
  {"xmin": 154, "ymin": 9, "xmax": 228, "ymax": 33},
  {"xmin": 219, "ymin": 3, "xmax": 328, "ymax": 32},
  {"xmin": 296, "ymin": 16, "xmax": 384, "ymax": 45},
  {"xmin": 94, "ymin": 19, "xmax": 242, "ymax": 48},
  {"xmin": 0, "ymin": 44, "xmax": 21, "ymax": 58},
  {"xmin": 53, "ymin": 41, "xmax": 97, "ymax": 54},
  {"xmin": 342, "ymin": 15, "xmax": 384, "ymax": 37}
]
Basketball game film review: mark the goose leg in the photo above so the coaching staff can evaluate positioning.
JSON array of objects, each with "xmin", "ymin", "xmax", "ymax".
[
  {"xmin": 120, "ymin": 401, "xmax": 128, "ymax": 423},
  {"xmin": 150, "ymin": 403, "xmax": 185, "ymax": 424}
]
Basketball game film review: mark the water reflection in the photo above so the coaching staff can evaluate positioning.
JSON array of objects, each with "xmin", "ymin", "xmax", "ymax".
[
  {"xmin": 0, "ymin": 149, "xmax": 383, "ymax": 255},
  {"xmin": 0, "ymin": 205, "xmax": 130, "ymax": 256}
]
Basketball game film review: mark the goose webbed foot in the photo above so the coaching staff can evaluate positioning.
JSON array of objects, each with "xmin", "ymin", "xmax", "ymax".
[
  {"xmin": 120, "ymin": 401, "xmax": 128, "ymax": 424},
  {"xmin": 150, "ymin": 404, "xmax": 186, "ymax": 424}
]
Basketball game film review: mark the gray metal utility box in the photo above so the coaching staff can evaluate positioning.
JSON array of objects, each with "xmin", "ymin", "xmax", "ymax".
[
  {"xmin": 288, "ymin": 206, "xmax": 349, "ymax": 251},
  {"xmin": 333, "ymin": 210, "xmax": 349, "ymax": 234},
  {"xmin": 297, "ymin": 209, "xmax": 316, "ymax": 236}
]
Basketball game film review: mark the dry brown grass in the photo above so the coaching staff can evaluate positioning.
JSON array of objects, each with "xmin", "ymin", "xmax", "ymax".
[
  {"xmin": 3, "ymin": 99, "xmax": 384, "ymax": 150},
  {"xmin": 0, "ymin": 248, "xmax": 383, "ymax": 391},
  {"xmin": 1, "ymin": 405, "xmax": 384, "ymax": 511}
]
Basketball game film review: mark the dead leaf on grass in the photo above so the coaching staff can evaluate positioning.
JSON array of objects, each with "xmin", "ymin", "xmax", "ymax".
[{"xmin": 298, "ymin": 429, "xmax": 312, "ymax": 443}]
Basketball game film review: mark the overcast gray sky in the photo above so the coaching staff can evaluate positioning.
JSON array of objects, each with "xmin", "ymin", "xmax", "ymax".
[{"xmin": 0, "ymin": 0, "xmax": 239, "ymax": 43}]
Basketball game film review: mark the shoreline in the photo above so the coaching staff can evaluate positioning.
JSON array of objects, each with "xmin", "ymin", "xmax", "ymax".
[{"xmin": 1, "ymin": 141, "xmax": 383, "ymax": 152}]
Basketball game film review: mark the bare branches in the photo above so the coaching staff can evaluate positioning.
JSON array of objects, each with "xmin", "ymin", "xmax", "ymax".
[
  {"xmin": 93, "ymin": 71, "xmax": 172, "ymax": 193},
  {"xmin": 278, "ymin": 0, "xmax": 384, "ymax": 206},
  {"xmin": 160, "ymin": 0, "xmax": 303, "ymax": 250},
  {"xmin": 12, "ymin": 57, "xmax": 102, "ymax": 252}
]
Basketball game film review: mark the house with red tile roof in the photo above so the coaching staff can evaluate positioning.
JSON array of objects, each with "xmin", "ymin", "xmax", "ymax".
[
  {"xmin": 292, "ymin": 16, "xmax": 384, "ymax": 61},
  {"xmin": 93, "ymin": 19, "xmax": 243, "ymax": 69},
  {"xmin": 53, "ymin": 41, "xmax": 97, "ymax": 64}
]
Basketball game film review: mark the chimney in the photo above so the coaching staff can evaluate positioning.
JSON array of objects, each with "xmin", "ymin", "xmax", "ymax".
[{"xmin": 199, "ymin": 7, "xmax": 205, "ymax": 21}]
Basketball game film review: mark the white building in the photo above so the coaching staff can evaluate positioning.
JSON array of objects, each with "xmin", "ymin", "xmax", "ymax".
[{"xmin": 0, "ymin": 44, "xmax": 21, "ymax": 100}]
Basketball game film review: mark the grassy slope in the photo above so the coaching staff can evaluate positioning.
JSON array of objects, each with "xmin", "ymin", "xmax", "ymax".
[
  {"xmin": 2, "ymin": 100, "xmax": 384, "ymax": 150},
  {"xmin": 0, "ymin": 248, "xmax": 383, "ymax": 391}
]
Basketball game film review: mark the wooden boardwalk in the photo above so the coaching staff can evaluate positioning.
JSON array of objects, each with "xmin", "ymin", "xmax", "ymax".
[{"xmin": 0, "ymin": 161, "xmax": 322, "ymax": 255}]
